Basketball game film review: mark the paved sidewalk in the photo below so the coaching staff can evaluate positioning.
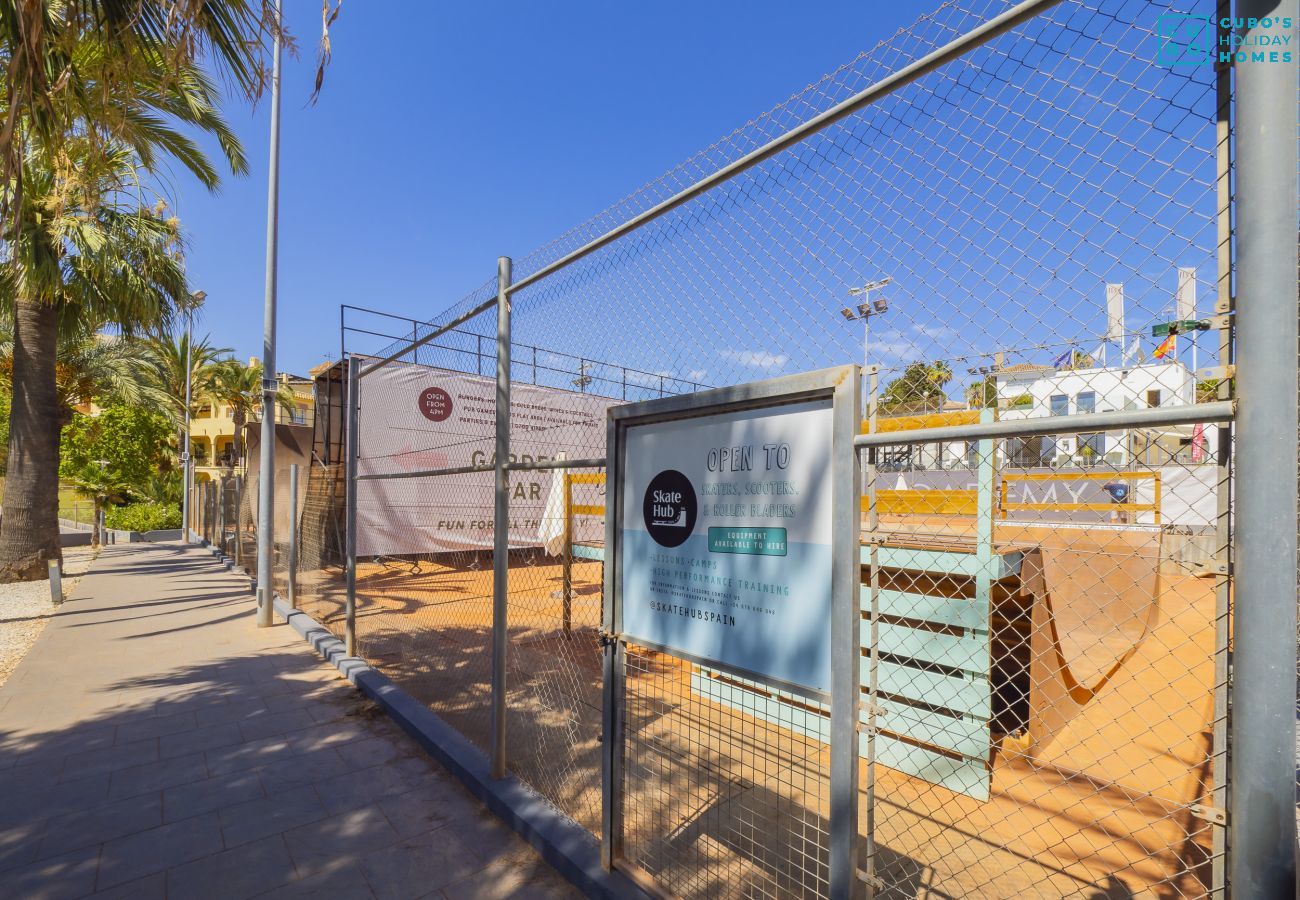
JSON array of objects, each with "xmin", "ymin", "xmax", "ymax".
[{"xmin": 0, "ymin": 542, "xmax": 579, "ymax": 900}]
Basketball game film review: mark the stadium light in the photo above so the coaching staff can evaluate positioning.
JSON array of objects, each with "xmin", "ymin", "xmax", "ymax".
[{"xmin": 842, "ymin": 277, "xmax": 893, "ymax": 369}]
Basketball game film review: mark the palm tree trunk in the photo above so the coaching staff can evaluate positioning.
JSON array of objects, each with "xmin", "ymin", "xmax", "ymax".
[
  {"xmin": 0, "ymin": 299, "xmax": 63, "ymax": 581},
  {"xmin": 90, "ymin": 496, "xmax": 102, "ymax": 550}
]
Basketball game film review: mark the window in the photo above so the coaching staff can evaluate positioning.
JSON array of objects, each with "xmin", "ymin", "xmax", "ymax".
[
  {"xmin": 1008, "ymin": 436, "xmax": 1055, "ymax": 467},
  {"xmin": 1041, "ymin": 436, "xmax": 1058, "ymax": 465},
  {"xmin": 1078, "ymin": 432, "xmax": 1105, "ymax": 465},
  {"xmin": 1007, "ymin": 437, "xmax": 1035, "ymax": 467},
  {"xmin": 1146, "ymin": 389, "xmax": 1162, "ymax": 408},
  {"xmin": 1049, "ymin": 394, "xmax": 1068, "ymax": 416},
  {"xmin": 1076, "ymin": 391, "xmax": 1096, "ymax": 414}
]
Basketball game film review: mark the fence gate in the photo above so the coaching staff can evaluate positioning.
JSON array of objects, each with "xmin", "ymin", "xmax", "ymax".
[{"xmin": 601, "ymin": 370, "xmax": 862, "ymax": 899}]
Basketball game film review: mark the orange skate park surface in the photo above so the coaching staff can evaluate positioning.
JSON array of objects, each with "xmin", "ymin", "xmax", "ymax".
[{"xmin": 294, "ymin": 518, "xmax": 1218, "ymax": 898}]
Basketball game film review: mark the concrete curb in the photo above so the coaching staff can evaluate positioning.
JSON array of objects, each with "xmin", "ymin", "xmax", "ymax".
[{"xmin": 273, "ymin": 597, "xmax": 648, "ymax": 900}]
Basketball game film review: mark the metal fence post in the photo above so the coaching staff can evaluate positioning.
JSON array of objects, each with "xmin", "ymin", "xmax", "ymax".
[
  {"xmin": 561, "ymin": 473, "xmax": 573, "ymax": 638},
  {"xmin": 1210, "ymin": 13, "xmax": 1233, "ymax": 891},
  {"xmin": 862, "ymin": 363, "xmax": 880, "ymax": 895},
  {"xmin": 1229, "ymin": 2, "xmax": 1299, "ymax": 893},
  {"xmin": 288, "ymin": 463, "xmax": 298, "ymax": 609},
  {"xmin": 345, "ymin": 357, "xmax": 360, "ymax": 657},
  {"xmin": 601, "ymin": 413, "xmax": 624, "ymax": 872},
  {"xmin": 47, "ymin": 559, "xmax": 61, "ymax": 605},
  {"xmin": 829, "ymin": 366, "xmax": 862, "ymax": 900},
  {"xmin": 490, "ymin": 256, "xmax": 512, "ymax": 780},
  {"xmin": 234, "ymin": 475, "xmax": 244, "ymax": 567},
  {"xmin": 217, "ymin": 478, "xmax": 227, "ymax": 557}
]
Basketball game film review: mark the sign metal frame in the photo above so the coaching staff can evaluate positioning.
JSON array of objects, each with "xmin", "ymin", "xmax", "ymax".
[{"xmin": 599, "ymin": 365, "xmax": 861, "ymax": 898}]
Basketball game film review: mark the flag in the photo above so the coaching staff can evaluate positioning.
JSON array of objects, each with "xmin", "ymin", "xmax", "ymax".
[
  {"xmin": 1153, "ymin": 334, "xmax": 1176, "ymax": 359},
  {"xmin": 1052, "ymin": 349, "xmax": 1071, "ymax": 368},
  {"xmin": 1191, "ymin": 422, "xmax": 1206, "ymax": 463}
]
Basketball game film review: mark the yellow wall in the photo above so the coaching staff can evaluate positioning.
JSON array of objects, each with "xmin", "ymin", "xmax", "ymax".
[{"xmin": 189, "ymin": 376, "xmax": 313, "ymax": 479}]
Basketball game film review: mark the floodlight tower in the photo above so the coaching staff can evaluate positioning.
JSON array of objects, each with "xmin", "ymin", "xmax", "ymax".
[
  {"xmin": 842, "ymin": 277, "xmax": 893, "ymax": 369},
  {"xmin": 573, "ymin": 361, "xmax": 594, "ymax": 392}
]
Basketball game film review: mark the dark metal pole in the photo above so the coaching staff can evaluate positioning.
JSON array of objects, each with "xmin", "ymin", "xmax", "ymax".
[
  {"xmin": 287, "ymin": 463, "xmax": 299, "ymax": 609},
  {"xmin": 600, "ymin": 416, "xmax": 624, "ymax": 871},
  {"xmin": 1229, "ymin": 2, "xmax": 1298, "ymax": 893},
  {"xmin": 491, "ymin": 257, "xmax": 512, "ymax": 780},
  {"xmin": 255, "ymin": 0, "xmax": 284, "ymax": 628},
  {"xmin": 344, "ymin": 358, "xmax": 359, "ymax": 657}
]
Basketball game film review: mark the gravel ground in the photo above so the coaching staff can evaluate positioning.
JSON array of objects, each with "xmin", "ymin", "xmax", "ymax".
[{"xmin": 0, "ymin": 547, "xmax": 98, "ymax": 687}]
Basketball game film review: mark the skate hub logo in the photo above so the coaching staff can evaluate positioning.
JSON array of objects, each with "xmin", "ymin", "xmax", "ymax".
[
  {"xmin": 417, "ymin": 386, "xmax": 453, "ymax": 422},
  {"xmin": 643, "ymin": 470, "xmax": 697, "ymax": 548}
]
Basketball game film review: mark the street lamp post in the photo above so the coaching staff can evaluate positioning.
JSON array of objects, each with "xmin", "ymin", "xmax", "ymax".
[
  {"xmin": 255, "ymin": 0, "xmax": 283, "ymax": 628},
  {"xmin": 181, "ymin": 292, "xmax": 205, "ymax": 544}
]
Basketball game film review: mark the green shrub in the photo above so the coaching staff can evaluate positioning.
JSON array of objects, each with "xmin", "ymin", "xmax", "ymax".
[{"xmin": 104, "ymin": 502, "xmax": 181, "ymax": 532}]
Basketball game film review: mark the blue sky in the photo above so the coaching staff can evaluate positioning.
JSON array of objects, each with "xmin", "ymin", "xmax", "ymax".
[{"xmin": 176, "ymin": 0, "xmax": 950, "ymax": 375}]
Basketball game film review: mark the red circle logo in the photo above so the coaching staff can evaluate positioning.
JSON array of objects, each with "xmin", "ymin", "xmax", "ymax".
[{"xmin": 418, "ymin": 387, "xmax": 453, "ymax": 422}]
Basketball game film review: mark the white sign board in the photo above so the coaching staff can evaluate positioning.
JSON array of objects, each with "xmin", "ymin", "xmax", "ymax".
[
  {"xmin": 1105, "ymin": 283, "xmax": 1125, "ymax": 342},
  {"xmin": 619, "ymin": 398, "xmax": 835, "ymax": 691},
  {"xmin": 1176, "ymin": 267, "xmax": 1197, "ymax": 321},
  {"xmin": 355, "ymin": 358, "xmax": 613, "ymax": 556}
]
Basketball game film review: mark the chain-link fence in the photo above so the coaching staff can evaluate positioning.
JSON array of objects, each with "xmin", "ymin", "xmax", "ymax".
[
  {"xmin": 192, "ymin": 477, "xmax": 242, "ymax": 555},
  {"xmin": 272, "ymin": 0, "xmax": 1297, "ymax": 896}
]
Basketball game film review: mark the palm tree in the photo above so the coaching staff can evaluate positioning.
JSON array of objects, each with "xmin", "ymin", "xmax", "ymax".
[
  {"xmin": 0, "ymin": 324, "xmax": 170, "ymax": 418},
  {"xmin": 206, "ymin": 359, "xmax": 295, "ymax": 469},
  {"xmin": 965, "ymin": 376, "xmax": 997, "ymax": 410},
  {"xmin": 0, "ymin": 322, "xmax": 165, "ymax": 476},
  {"xmin": 0, "ymin": 2, "xmax": 273, "ymax": 215},
  {"xmin": 146, "ymin": 330, "xmax": 231, "ymax": 423},
  {"xmin": 881, "ymin": 360, "xmax": 954, "ymax": 414},
  {"xmin": 0, "ymin": 46, "xmax": 247, "ymax": 580},
  {"xmin": 145, "ymin": 328, "xmax": 230, "ymax": 486},
  {"xmin": 0, "ymin": 2, "xmax": 339, "ymax": 222}
]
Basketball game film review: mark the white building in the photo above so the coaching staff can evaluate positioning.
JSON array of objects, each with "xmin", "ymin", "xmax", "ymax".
[{"xmin": 994, "ymin": 360, "xmax": 1200, "ymax": 467}]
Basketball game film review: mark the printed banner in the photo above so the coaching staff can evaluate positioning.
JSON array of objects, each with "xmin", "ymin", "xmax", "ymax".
[
  {"xmin": 355, "ymin": 357, "xmax": 614, "ymax": 556},
  {"xmin": 619, "ymin": 399, "xmax": 834, "ymax": 692}
]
